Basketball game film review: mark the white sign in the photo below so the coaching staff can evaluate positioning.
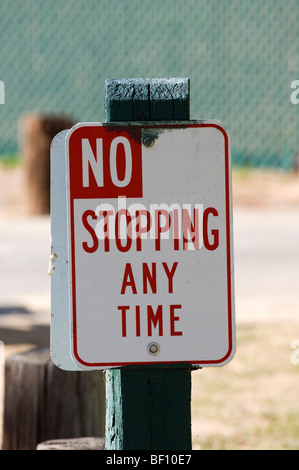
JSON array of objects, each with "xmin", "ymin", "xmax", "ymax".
[{"xmin": 61, "ymin": 121, "xmax": 235, "ymax": 370}]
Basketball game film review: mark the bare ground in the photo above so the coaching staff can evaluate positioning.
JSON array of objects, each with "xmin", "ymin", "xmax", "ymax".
[{"xmin": 1, "ymin": 164, "xmax": 299, "ymax": 215}]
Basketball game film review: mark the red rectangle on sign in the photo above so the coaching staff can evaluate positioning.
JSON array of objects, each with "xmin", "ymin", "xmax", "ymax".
[{"xmin": 67, "ymin": 125, "xmax": 143, "ymax": 199}]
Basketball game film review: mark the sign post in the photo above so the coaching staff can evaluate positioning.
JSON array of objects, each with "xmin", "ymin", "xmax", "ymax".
[
  {"xmin": 51, "ymin": 77, "xmax": 235, "ymax": 450},
  {"xmin": 104, "ymin": 78, "xmax": 194, "ymax": 450}
]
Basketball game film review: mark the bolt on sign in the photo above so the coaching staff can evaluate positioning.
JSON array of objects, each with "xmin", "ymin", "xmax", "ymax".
[{"xmin": 64, "ymin": 121, "xmax": 235, "ymax": 370}]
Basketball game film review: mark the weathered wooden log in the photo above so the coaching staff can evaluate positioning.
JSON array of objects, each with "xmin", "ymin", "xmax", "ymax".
[
  {"xmin": 19, "ymin": 113, "xmax": 74, "ymax": 214},
  {"xmin": 2, "ymin": 348, "xmax": 105, "ymax": 450},
  {"xmin": 36, "ymin": 437, "xmax": 105, "ymax": 450}
]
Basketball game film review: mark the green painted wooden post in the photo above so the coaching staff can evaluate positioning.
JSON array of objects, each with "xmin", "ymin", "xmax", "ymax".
[{"xmin": 104, "ymin": 77, "xmax": 194, "ymax": 451}]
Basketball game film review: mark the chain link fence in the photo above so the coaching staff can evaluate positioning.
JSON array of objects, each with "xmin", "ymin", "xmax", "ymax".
[{"xmin": 0, "ymin": 0, "xmax": 298, "ymax": 168}]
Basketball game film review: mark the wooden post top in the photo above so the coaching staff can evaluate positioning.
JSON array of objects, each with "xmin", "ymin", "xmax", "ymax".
[{"xmin": 105, "ymin": 77, "xmax": 190, "ymax": 122}]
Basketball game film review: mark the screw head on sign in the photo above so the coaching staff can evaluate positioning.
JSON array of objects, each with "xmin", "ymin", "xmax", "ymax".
[
  {"xmin": 142, "ymin": 135, "xmax": 154, "ymax": 147},
  {"xmin": 147, "ymin": 342, "xmax": 160, "ymax": 356}
]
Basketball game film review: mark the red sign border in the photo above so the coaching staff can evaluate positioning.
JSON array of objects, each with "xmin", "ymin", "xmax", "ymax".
[{"xmin": 66, "ymin": 121, "xmax": 234, "ymax": 369}]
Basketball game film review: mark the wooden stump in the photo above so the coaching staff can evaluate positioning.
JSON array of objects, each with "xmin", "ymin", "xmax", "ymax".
[
  {"xmin": 36, "ymin": 437, "xmax": 105, "ymax": 450},
  {"xmin": 19, "ymin": 113, "xmax": 74, "ymax": 214},
  {"xmin": 2, "ymin": 348, "xmax": 105, "ymax": 450}
]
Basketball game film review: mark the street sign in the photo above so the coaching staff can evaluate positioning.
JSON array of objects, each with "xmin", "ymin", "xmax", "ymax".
[{"xmin": 65, "ymin": 121, "xmax": 235, "ymax": 370}]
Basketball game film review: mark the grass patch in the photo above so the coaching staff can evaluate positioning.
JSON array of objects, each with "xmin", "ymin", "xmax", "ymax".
[
  {"xmin": 0, "ymin": 154, "xmax": 20, "ymax": 168},
  {"xmin": 191, "ymin": 321, "xmax": 299, "ymax": 450}
]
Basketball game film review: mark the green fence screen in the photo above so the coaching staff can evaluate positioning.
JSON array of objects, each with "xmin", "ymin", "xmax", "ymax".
[{"xmin": 0, "ymin": 0, "xmax": 298, "ymax": 168}]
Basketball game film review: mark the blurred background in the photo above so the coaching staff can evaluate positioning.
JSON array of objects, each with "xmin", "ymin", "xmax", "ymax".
[
  {"xmin": 0, "ymin": 0, "xmax": 298, "ymax": 450},
  {"xmin": 0, "ymin": 0, "xmax": 298, "ymax": 168}
]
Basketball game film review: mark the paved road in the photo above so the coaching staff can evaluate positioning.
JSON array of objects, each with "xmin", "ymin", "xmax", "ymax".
[
  {"xmin": 0, "ymin": 215, "xmax": 50, "ymax": 317},
  {"xmin": 233, "ymin": 206, "xmax": 299, "ymax": 323}
]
